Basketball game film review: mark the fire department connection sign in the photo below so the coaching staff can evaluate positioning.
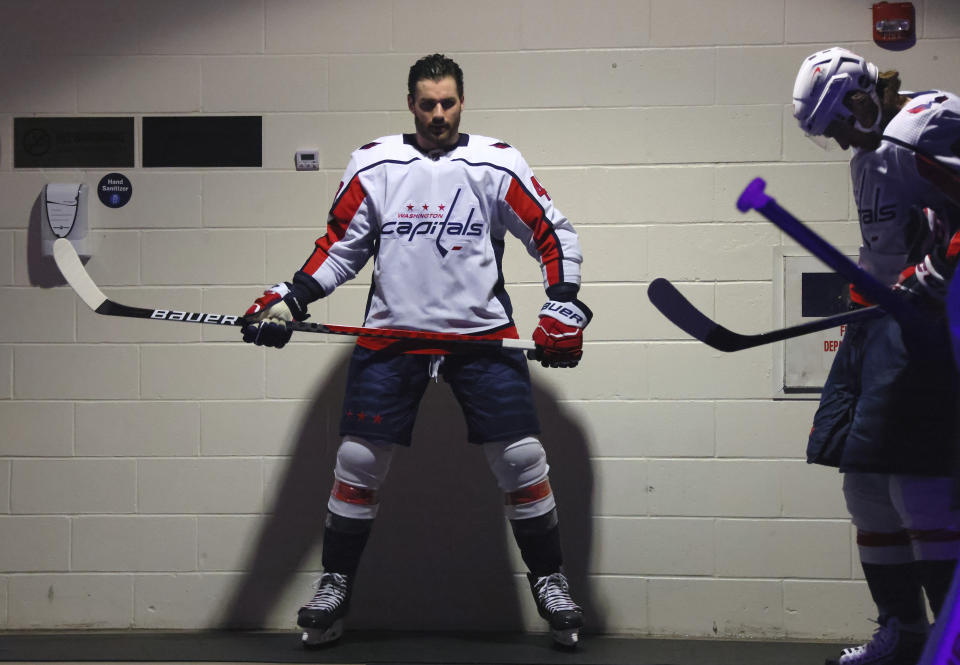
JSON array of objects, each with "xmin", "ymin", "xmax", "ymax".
[{"xmin": 781, "ymin": 253, "xmax": 858, "ymax": 393}]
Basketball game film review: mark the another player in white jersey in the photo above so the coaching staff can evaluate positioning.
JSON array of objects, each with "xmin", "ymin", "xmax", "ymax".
[
  {"xmin": 793, "ymin": 47, "xmax": 960, "ymax": 665},
  {"xmin": 241, "ymin": 54, "xmax": 590, "ymax": 648}
]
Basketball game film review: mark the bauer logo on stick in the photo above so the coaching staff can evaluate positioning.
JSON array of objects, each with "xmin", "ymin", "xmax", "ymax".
[{"xmin": 150, "ymin": 309, "xmax": 240, "ymax": 325}]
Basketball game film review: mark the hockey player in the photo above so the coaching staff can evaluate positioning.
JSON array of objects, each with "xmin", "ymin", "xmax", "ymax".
[
  {"xmin": 241, "ymin": 54, "xmax": 590, "ymax": 648},
  {"xmin": 793, "ymin": 47, "xmax": 960, "ymax": 665}
]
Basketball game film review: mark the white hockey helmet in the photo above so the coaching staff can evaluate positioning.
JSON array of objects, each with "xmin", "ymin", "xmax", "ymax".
[{"xmin": 793, "ymin": 47, "xmax": 880, "ymax": 143}]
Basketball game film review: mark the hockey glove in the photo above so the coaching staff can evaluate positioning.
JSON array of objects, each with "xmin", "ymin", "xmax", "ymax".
[
  {"xmin": 895, "ymin": 230, "xmax": 960, "ymax": 304},
  {"xmin": 241, "ymin": 282, "xmax": 309, "ymax": 349},
  {"xmin": 532, "ymin": 299, "xmax": 593, "ymax": 368}
]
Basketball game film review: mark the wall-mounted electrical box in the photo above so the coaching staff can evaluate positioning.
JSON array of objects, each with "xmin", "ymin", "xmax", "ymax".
[
  {"xmin": 774, "ymin": 248, "xmax": 860, "ymax": 398},
  {"xmin": 41, "ymin": 183, "xmax": 89, "ymax": 257}
]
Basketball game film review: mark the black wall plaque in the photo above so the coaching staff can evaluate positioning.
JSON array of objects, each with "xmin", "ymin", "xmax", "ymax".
[
  {"xmin": 14, "ymin": 117, "xmax": 134, "ymax": 168},
  {"xmin": 142, "ymin": 116, "xmax": 262, "ymax": 167},
  {"xmin": 801, "ymin": 272, "xmax": 849, "ymax": 317}
]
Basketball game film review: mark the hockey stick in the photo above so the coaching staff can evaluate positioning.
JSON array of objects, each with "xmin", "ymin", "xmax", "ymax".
[
  {"xmin": 917, "ymin": 560, "xmax": 960, "ymax": 665},
  {"xmin": 736, "ymin": 178, "xmax": 927, "ymax": 337},
  {"xmin": 52, "ymin": 238, "xmax": 537, "ymax": 357},
  {"xmin": 648, "ymin": 277, "xmax": 884, "ymax": 352}
]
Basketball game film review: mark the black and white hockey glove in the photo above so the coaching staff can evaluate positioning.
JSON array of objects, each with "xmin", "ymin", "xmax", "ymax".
[
  {"xmin": 532, "ymin": 299, "xmax": 593, "ymax": 368},
  {"xmin": 895, "ymin": 230, "xmax": 960, "ymax": 304},
  {"xmin": 241, "ymin": 282, "xmax": 309, "ymax": 349}
]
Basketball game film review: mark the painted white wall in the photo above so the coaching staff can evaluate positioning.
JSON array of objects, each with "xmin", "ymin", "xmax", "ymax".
[{"xmin": 1, "ymin": 0, "xmax": 959, "ymax": 639}]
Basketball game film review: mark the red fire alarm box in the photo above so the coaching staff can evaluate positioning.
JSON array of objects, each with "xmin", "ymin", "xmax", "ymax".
[{"xmin": 873, "ymin": 2, "xmax": 915, "ymax": 50}]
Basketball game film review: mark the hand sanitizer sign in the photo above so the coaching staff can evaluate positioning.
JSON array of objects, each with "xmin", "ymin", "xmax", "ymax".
[{"xmin": 97, "ymin": 173, "xmax": 132, "ymax": 208}]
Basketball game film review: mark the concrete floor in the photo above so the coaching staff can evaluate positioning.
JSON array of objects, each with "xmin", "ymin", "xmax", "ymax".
[{"xmin": 0, "ymin": 630, "xmax": 846, "ymax": 665}]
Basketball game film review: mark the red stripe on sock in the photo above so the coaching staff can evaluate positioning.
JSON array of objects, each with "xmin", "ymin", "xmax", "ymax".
[
  {"xmin": 506, "ymin": 478, "xmax": 552, "ymax": 506},
  {"xmin": 331, "ymin": 480, "xmax": 378, "ymax": 505},
  {"xmin": 857, "ymin": 530, "xmax": 912, "ymax": 547}
]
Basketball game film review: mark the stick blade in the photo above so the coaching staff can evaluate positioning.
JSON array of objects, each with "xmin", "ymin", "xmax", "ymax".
[
  {"xmin": 647, "ymin": 278, "xmax": 746, "ymax": 352},
  {"xmin": 648, "ymin": 278, "xmax": 719, "ymax": 341},
  {"xmin": 53, "ymin": 238, "xmax": 108, "ymax": 312}
]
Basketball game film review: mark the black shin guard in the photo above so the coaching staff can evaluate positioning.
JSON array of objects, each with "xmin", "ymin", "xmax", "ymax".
[
  {"xmin": 861, "ymin": 562, "xmax": 927, "ymax": 625},
  {"xmin": 916, "ymin": 559, "xmax": 959, "ymax": 618},
  {"xmin": 510, "ymin": 509, "xmax": 562, "ymax": 578},
  {"xmin": 321, "ymin": 513, "xmax": 373, "ymax": 575}
]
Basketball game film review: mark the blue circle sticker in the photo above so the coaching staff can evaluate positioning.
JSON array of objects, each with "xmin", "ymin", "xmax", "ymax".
[{"xmin": 97, "ymin": 173, "xmax": 132, "ymax": 208}]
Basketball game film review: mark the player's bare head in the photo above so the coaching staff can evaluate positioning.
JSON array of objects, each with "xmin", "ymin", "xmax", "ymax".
[
  {"xmin": 407, "ymin": 54, "xmax": 464, "ymax": 151},
  {"xmin": 408, "ymin": 53, "xmax": 464, "ymax": 100}
]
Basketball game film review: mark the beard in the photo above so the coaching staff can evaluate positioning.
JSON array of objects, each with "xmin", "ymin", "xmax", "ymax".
[{"xmin": 415, "ymin": 115, "xmax": 459, "ymax": 149}]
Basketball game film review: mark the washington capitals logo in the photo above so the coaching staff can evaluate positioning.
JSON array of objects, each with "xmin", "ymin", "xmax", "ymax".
[{"xmin": 381, "ymin": 187, "xmax": 483, "ymax": 255}]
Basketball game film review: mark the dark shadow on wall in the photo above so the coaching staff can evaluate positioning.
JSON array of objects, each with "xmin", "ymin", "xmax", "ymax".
[{"xmin": 220, "ymin": 351, "xmax": 600, "ymax": 634}]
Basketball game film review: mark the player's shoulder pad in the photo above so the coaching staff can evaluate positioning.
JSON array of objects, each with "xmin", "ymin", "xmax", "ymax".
[
  {"xmin": 467, "ymin": 134, "xmax": 524, "ymax": 167},
  {"xmin": 350, "ymin": 134, "xmax": 405, "ymax": 160},
  {"xmin": 902, "ymin": 90, "xmax": 957, "ymax": 116},
  {"xmin": 887, "ymin": 90, "xmax": 960, "ymax": 146}
]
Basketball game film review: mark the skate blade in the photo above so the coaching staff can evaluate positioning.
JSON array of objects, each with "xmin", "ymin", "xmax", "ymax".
[
  {"xmin": 551, "ymin": 627, "xmax": 579, "ymax": 647},
  {"xmin": 300, "ymin": 619, "xmax": 344, "ymax": 647}
]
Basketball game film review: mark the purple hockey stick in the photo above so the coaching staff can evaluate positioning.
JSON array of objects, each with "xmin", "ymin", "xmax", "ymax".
[{"xmin": 737, "ymin": 178, "xmax": 926, "ymax": 337}]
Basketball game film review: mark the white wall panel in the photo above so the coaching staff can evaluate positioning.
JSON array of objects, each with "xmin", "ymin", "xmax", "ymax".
[{"xmin": 0, "ymin": 0, "xmax": 942, "ymax": 640}]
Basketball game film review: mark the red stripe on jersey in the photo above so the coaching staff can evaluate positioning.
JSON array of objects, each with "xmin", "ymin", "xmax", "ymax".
[
  {"xmin": 505, "ymin": 478, "xmax": 553, "ymax": 506},
  {"xmin": 330, "ymin": 480, "xmax": 378, "ymax": 505},
  {"xmin": 355, "ymin": 324, "xmax": 520, "ymax": 353},
  {"xmin": 505, "ymin": 178, "xmax": 561, "ymax": 285},
  {"xmin": 302, "ymin": 177, "xmax": 367, "ymax": 274},
  {"xmin": 916, "ymin": 153, "xmax": 960, "ymax": 206},
  {"xmin": 856, "ymin": 529, "xmax": 912, "ymax": 547}
]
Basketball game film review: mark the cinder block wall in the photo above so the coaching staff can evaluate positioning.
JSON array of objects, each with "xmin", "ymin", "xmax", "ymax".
[{"xmin": 1, "ymin": 0, "xmax": 959, "ymax": 638}]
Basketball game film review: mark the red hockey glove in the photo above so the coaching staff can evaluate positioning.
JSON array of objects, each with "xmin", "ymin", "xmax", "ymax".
[
  {"xmin": 241, "ymin": 283, "xmax": 309, "ymax": 349},
  {"xmin": 532, "ymin": 299, "xmax": 593, "ymax": 368}
]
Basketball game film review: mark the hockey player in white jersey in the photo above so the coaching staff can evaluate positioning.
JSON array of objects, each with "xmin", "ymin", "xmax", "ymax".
[
  {"xmin": 241, "ymin": 54, "xmax": 590, "ymax": 648},
  {"xmin": 793, "ymin": 47, "xmax": 960, "ymax": 665}
]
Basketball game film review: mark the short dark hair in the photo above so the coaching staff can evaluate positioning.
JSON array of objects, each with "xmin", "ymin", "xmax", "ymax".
[{"xmin": 408, "ymin": 53, "xmax": 463, "ymax": 98}]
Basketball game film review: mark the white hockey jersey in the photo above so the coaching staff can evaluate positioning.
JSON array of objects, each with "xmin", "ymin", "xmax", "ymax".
[
  {"xmin": 292, "ymin": 133, "xmax": 583, "ymax": 339},
  {"xmin": 850, "ymin": 90, "xmax": 960, "ymax": 286}
]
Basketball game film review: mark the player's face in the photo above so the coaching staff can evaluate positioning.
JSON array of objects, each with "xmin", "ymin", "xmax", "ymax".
[
  {"xmin": 844, "ymin": 90, "xmax": 879, "ymax": 130},
  {"xmin": 408, "ymin": 76, "xmax": 463, "ymax": 151},
  {"xmin": 823, "ymin": 117, "xmax": 880, "ymax": 151},
  {"xmin": 823, "ymin": 90, "xmax": 881, "ymax": 151}
]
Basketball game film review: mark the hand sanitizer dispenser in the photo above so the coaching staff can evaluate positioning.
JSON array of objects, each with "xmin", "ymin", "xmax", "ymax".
[{"xmin": 41, "ymin": 183, "xmax": 89, "ymax": 257}]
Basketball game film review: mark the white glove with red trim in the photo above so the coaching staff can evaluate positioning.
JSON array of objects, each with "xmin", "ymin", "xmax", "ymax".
[
  {"xmin": 532, "ymin": 299, "xmax": 593, "ymax": 368},
  {"xmin": 241, "ymin": 282, "xmax": 309, "ymax": 349}
]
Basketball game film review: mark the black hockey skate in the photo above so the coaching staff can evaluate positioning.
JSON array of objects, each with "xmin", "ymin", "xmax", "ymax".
[
  {"xmin": 297, "ymin": 572, "xmax": 352, "ymax": 646},
  {"xmin": 825, "ymin": 617, "xmax": 927, "ymax": 665},
  {"xmin": 527, "ymin": 571, "xmax": 584, "ymax": 647}
]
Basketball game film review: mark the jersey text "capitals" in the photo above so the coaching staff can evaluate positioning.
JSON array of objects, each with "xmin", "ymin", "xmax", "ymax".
[{"xmin": 382, "ymin": 219, "xmax": 483, "ymax": 242}]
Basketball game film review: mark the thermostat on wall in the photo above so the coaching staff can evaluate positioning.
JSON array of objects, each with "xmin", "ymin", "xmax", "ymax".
[{"xmin": 295, "ymin": 150, "xmax": 319, "ymax": 171}]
